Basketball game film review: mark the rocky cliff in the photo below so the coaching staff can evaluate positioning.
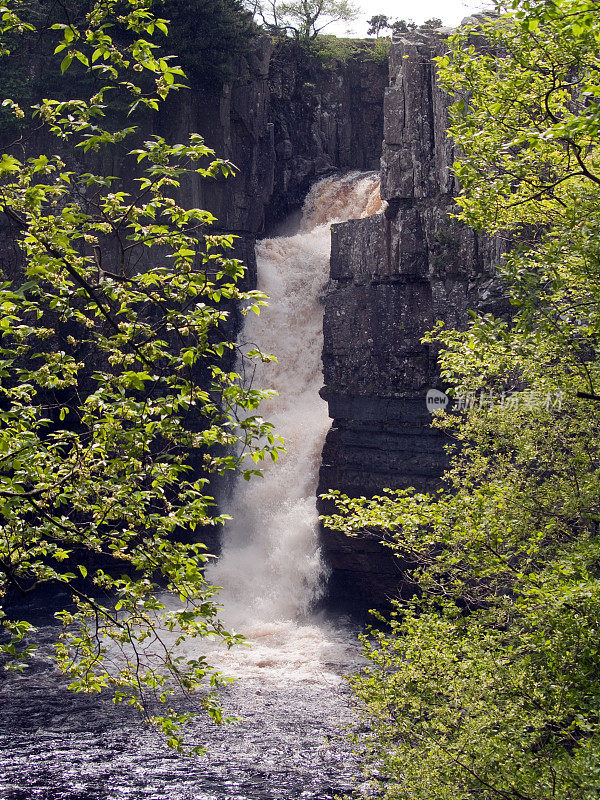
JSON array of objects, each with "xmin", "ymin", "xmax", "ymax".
[
  {"xmin": 318, "ymin": 31, "xmax": 507, "ymax": 611},
  {"xmin": 0, "ymin": 38, "xmax": 389, "ymax": 579},
  {"xmin": 150, "ymin": 40, "xmax": 388, "ymax": 555},
  {"xmin": 152, "ymin": 38, "xmax": 388, "ymax": 285},
  {"xmin": 0, "ymin": 37, "xmax": 387, "ymax": 288}
]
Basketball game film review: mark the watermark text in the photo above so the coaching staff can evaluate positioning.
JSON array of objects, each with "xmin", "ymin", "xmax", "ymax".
[{"xmin": 426, "ymin": 389, "xmax": 564, "ymax": 414}]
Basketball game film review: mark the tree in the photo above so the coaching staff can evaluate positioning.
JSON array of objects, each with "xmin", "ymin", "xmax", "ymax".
[
  {"xmin": 366, "ymin": 14, "xmax": 390, "ymax": 37},
  {"xmin": 156, "ymin": 0, "xmax": 258, "ymax": 90},
  {"xmin": 0, "ymin": 0, "xmax": 281, "ymax": 751},
  {"xmin": 420, "ymin": 16, "xmax": 442, "ymax": 28},
  {"xmin": 250, "ymin": 0, "xmax": 359, "ymax": 39},
  {"xmin": 390, "ymin": 18, "xmax": 416, "ymax": 35},
  {"xmin": 323, "ymin": 0, "xmax": 600, "ymax": 796}
]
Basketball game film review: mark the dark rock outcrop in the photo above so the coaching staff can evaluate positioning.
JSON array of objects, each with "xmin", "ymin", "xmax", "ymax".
[
  {"xmin": 3, "ymin": 38, "xmax": 386, "ymax": 288},
  {"xmin": 318, "ymin": 31, "xmax": 506, "ymax": 611},
  {"xmin": 152, "ymin": 38, "xmax": 388, "ymax": 275},
  {"xmin": 266, "ymin": 42, "xmax": 386, "ymax": 225}
]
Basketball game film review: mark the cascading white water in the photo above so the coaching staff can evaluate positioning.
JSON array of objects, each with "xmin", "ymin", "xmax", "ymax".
[{"xmin": 202, "ymin": 172, "xmax": 381, "ymax": 679}]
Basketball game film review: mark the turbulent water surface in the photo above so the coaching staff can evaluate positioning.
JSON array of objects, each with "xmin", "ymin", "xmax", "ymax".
[
  {"xmin": 0, "ymin": 173, "xmax": 381, "ymax": 800},
  {"xmin": 0, "ymin": 620, "xmax": 367, "ymax": 800}
]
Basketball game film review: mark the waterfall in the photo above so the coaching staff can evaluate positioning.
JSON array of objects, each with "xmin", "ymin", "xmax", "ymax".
[
  {"xmin": 208, "ymin": 172, "xmax": 381, "ymax": 621},
  {"xmin": 201, "ymin": 172, "xmax": 381, "ymax": 680}
]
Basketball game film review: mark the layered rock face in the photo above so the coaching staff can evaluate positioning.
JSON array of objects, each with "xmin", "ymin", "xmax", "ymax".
[
  {"xmin": 318, "ymin": 32, "xmax": 506, "ymax": 610},
  {"xmin": 149, "ymin": 41, "xmax": 388, "ymax": 553},
  {"xmin": 152, "ymin": 38, "xmax": 388, "ymax": 286},
  {"xmin": 266, "ymin": 42, "xmax": 386, "ymax": 224},
  {"xmin": 1, "ymin": 38, "xmax": 387, "ymax": 288}
]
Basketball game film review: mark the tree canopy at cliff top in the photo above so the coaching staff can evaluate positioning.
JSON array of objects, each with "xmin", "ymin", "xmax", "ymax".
[
  {"xmin": 324, "ymin": 1, "xmax": 600, "ymax": 797},
  {"xmin": 247, "ymin": 0, "xmax": 359, "ymax": 40},
  {"xmin": 0, "ymin": 0, "xmax": 258, "ymax": 107},
  {"xmin": 0, "ymin": 0, "xmax": 281, "ymax": 751}
]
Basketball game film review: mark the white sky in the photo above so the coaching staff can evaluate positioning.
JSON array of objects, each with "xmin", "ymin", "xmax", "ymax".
[{"xmin": 327, "ymin": 0, "xmax": 496, "ymax": 36}]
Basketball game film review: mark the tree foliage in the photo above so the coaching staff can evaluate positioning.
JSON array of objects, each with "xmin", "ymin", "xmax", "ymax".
[
  {"xmin": 390, "ymin": 18, "xmax": 416, "ymax": 35},
  {"xmin": 421, "ymin": 16, "xmax": 442, "ymax": 29},
  {"xmin": 248, "ymin": 0, "xmax": 359, "ymax": 39},
  {"xmin": 0, "ymin": 0, "xmax": 281, "ymax": 751},
  {"xmin": 156, "ymin": 0, "xmax": 258, "ymax": 90},
  {"xmin": 323, "ymin": 0, "xmax": 600, "ymax": 796},
  {"xmin": 365, "ymin": 16, "xmax": 419, "ymax": 37},
  {"xmin": 0, "ymin": 0, "xmax": 257, "ymax": 112},
  {"xmin": 366, "ymin": 14, "xmax": 389, "ymax": 37}
]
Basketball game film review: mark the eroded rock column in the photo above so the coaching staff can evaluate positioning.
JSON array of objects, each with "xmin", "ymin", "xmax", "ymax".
[{"xmin": 318, "ymin": 31, "xmax": 505, "ymax": 610}]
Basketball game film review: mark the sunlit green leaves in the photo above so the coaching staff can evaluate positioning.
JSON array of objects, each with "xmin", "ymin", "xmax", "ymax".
[
  {"xmin": 0, "ymin": 0, "xmax": 281, "ymax": 753},
  {"xmin": 436, "ymin": 0, "xmax": 600, "ymax": 232}
]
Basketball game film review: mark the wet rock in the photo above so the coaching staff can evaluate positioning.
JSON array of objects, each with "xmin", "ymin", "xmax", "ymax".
[{"xmin": 318, "ymin": 31, "xmax": 507, "ymax": 611}]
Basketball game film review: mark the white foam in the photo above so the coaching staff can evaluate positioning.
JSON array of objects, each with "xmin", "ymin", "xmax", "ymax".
[{"xmin": 203, "ymin": 173, "xmax": 381, "ymax": 679}]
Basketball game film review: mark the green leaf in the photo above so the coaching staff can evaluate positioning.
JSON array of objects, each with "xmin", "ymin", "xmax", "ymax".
[{"xmin": 60, "ymin": 53, "xmax": 73, "ymax": 73}]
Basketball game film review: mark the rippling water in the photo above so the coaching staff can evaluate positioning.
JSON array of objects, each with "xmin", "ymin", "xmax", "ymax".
[{"xmin": 0, "ymin": 621, "xmax": 368, "ymax": 800}]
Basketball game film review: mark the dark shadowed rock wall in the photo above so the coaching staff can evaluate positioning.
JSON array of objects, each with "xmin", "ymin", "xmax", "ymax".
[
  {"xmin": 151, "ymin": 37, "xmax": 388, "ymax": 285},
  {"xmin": 266, "ymin": 41, "xmax": 386, "ymax": 224},
  {"xmin": 1, "ymin": 36, "xmax": 387, "ymax": 289},
  {"xmin": 152, "ymin": 39, "xmax": 388, "ymax": 553},
  {"xmin": 318, "ymin": 31, "xmax": 506, "ymax": 611}
]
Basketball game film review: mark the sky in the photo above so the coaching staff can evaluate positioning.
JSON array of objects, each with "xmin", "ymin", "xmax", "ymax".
[{"xmin": 327, "ymin": 0, "xmax": 496, "ymax": 36}]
